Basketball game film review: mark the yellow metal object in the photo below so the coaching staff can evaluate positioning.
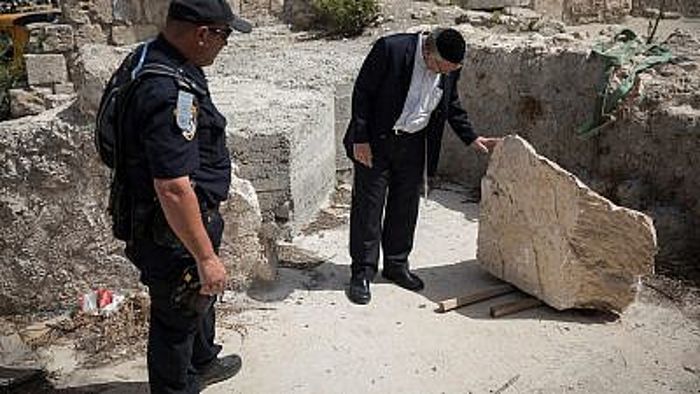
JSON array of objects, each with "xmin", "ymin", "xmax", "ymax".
[{"xmin": 0, "ymin": 7, "xmax": 60, "ymax": 74}]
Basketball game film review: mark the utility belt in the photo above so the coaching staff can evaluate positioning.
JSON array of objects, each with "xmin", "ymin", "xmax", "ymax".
[
  {"xmin": 146, "ymin": 204, "xmax": 223, "ymax": 254},
  {"xmin": 135, "ymin": 200, "xmax": 223, "ymax": 254}
]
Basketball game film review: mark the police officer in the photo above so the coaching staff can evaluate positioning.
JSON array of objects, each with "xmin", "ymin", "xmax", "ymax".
[{"xmin": 113, "ymin": 1, "xmax": 252, "ymax": 392}]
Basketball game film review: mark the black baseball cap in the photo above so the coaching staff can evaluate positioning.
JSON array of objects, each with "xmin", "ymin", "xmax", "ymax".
[{"xmin": 168, "ymin": 0, "xmax": 252, "ymax": 33}]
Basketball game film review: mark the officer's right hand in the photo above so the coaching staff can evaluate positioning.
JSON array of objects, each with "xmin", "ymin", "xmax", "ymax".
[
  {"xmin": 197, "ymin": 256, "xmax": 228, "ymax": 295},
  {"xmin": 353, "ymin": 143, "xmax": 373, "ymax": 168}
]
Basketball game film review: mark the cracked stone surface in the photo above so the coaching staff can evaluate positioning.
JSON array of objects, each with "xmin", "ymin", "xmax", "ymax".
[{"xmin": 477, "ymin": 135, "xmax": 657, "ymax": 312}]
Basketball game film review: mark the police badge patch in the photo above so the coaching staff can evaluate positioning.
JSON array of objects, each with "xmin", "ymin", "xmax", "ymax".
[{"xmin": 175, "ymin": 90, "xmax": 198, "ymax": 141}]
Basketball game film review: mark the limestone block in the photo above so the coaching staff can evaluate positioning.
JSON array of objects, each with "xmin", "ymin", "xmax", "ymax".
[
  {"xmin": 75, "ymin": 24, "xmax": 108, "ymax": 47},
  {"xmin": 45, "ymin": 94, "xmax": 75, "ymax": 109},
  {"xmin": 531, "ymin": 0, "xmax": 565, "ymax": 20},
  {"xmin": 215, "ymin": 81, "xmax": 336, "ymax": 233},
  {"xmin": 220, "ymin": 173, "xmax": 276, "ymax": 286},
  {"xmin": 241, "ymin": 0, "xmax": 275, "ymax": 15},
  {"xmin": 0, "ymin": 105, "xmax": 138, "ymax": 315},
  {"xmin": 91, "ymin": 0, "xmax": 113, "ymax": 24},
  {"xmin": 142, "ymin": 0, "xmax": 170, "ymax": 26},
  {"xmin": 54, "ymin": 82, "xmax": 75, "ymax": 95},
  {"xmin": 503, "ymin": 6, "xmax": 542, "ymax": 22},
  {"xmin": 454, "ymin": 0, "xmax": 530, "ymax": 10},
  {"xmin": 60, "ymin": 0, "xmax": 91, "ymax": 24},
  {"xmin": 9, "ymin": 89, "xmax": 46, "ymax": 118},
  {"xmin": 24, "ymin": 54, "xmax": 68, "ymax": 86},
  {"xmin": 42, "ymin": 24, "xmax": 75, "ymax": 52},
  {"xmin": 73, "ymin": 44, "xmax": 131, "ymax": 117},
  {"xmin": 477, "ymin": 135, "xmax": 656, "ymax": 312},
  {"xmin": 567, "ymin": 0, "xmax": 632, "ymax": 23},
  {"xmin": 111, "ymin": 24, "xmax": 158, "ymax": 46},
  {"xmin": 334, "ymin": 81, "xmax": 353, "ymax": 172},
  {"xmin": 113, "ymin": 0, "xmax": 143, "ymax": 23},
  {"xmin": 455, "ymin": 10, "xmax": 493, "ymax": 27}
]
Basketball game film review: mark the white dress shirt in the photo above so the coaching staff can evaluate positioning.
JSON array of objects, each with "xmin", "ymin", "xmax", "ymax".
[{"xmin": 393, "ymin": 34, "xmax": 443, "ymax": 133}]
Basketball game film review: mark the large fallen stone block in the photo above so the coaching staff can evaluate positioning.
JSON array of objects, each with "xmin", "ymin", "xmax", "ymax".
[
  {"xmin": 477, "ymin": 135, "xmax": 656, "ymax": 312},
  {"xmin": 212, "ymin": 81, "xmax": 336, "ymax": 234}
]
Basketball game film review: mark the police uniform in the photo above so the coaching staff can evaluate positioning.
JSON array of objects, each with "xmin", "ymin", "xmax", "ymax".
[{"xmin": 121, "ymin": 34, "xmax": 230, "ymax": 393}]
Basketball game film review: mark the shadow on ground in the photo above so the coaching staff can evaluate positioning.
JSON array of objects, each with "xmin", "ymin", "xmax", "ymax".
[
  {"xmin": 245, "ymin": 258, "xmax": 617, "ymax": 324},
  {"xmin": 410, "ymin": 259, "xmax": 618, "ymax": 324},
  {"xmin": 1, "ymin": 367, "xmax": 148, "ymax": 394}
]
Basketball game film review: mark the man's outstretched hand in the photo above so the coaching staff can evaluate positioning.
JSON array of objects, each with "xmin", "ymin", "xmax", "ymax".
[{"xmin": 472, "ymin": 136, "xmax": 502, "ymax": 154}]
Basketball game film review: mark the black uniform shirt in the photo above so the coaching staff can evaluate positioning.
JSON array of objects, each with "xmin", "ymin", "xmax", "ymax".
[{"xmin": 123, "ymin": 35, "xmax": 231, "ymax": 206}]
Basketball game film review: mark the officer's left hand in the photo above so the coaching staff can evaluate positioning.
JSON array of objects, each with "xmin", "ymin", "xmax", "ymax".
[
  {"xmin": 472, "ymin": 136, "xmax": 502, "ymax": 154},
  {"xmin": 198, "ymin": 255, "xmax": 228, "ymax": 295}
]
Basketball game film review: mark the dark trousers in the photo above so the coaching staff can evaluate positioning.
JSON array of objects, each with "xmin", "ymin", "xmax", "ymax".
[
  {"xmin": 126, "ymin": 238, "xmax": 222, "ymax": 394},
  {"xmin": 349, "ymin": 131, "xmax": 425, "ymax": 279}
]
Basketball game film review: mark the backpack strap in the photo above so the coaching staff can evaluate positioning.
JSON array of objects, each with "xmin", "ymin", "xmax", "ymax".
[{"xmin": 134, "ymin": 64, "xmax": 207, "ymax": 97}]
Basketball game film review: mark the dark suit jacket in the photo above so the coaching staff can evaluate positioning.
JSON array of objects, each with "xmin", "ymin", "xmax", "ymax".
[{"xmin": 343, "ymin": 32, "xmax": 478, "ymax": 176}]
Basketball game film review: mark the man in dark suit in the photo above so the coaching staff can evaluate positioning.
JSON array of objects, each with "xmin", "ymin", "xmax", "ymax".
[{"xmin": 343, "ymin": 27, "xmax": 499, "ymax": 305}]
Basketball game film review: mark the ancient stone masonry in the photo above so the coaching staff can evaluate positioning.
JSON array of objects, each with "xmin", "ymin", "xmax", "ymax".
[
  {"xmin": 211, "ymin": 81, "xmax": 336, "ymax": 235},
  {"xmin": 0, "ymin": 102, "xmax": 273, "ymax": 313},
  {"xmin": 440, "ymin": 26, "xmax": 700, "ymax": 283},
  {"xmin": 0, "ymin": 105, "xmax": 134, "ymax": 315},
  {"xmin": 477, "ymin": 135, "xmax": 657, "ymax": 312},
  {"xmin": 14, "ymin": 0, "xmax": 265, "ymax": 118},
  {"xmin": 564, "ymin": 0, "xmax": 632, "ymax": 24},
  {"xmin": 632, "ymin": 0, "xmax": 700, "ymax": 17}
]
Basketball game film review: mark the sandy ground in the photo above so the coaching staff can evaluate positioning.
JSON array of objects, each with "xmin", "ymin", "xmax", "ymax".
[{"xmin": 37, "ymin": 185, "xmax": 700, "ymax": 394}]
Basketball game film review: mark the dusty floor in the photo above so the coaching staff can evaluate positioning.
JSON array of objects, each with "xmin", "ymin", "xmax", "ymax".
[{"xmin": 28, "ymin": 186, "xmax": 700, "ymax": 394}]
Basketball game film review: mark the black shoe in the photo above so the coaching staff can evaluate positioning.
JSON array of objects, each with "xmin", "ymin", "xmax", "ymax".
[
  {"xmin": 346, "ymin": 276, "xmax": 371, "ymax": 305},
  {"xmin": 196, "ymin": 354, "xmax": 242, "ymax": 390},
  {"xmin": 382, "ymin": 266, "xmax": 424, "ymax": 291}
]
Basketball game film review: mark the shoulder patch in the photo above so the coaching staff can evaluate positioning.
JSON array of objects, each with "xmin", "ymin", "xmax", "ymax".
[{"xmin": 175, "ymin": 90, "xmax": 198, "ymax": 141}]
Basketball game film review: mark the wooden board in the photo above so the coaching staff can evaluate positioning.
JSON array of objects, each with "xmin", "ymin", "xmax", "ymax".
[
  {"xmin": 436, "ymin": 284, "xmax": 515, "ymax": 313},
  {"xmin": 490, "ymin": 297, "xmax": 543, "ymax": 318}
]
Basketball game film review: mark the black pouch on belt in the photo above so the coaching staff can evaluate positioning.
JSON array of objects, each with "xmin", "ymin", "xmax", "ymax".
[{"xmin": 170, "ymin": 265, "xmax": 214, "ymax": 316}]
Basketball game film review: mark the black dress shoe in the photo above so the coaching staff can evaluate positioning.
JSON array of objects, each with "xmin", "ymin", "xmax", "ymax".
[
  {"xmin": 346, "ymin": 276, "xmax": 371, "ymax": 305},
  {"xmin": 196, "ymin": 354, "xmax": 242, "ymax": 390},
  {"xmin": 382, "ymin": 267, "xmax": 424, "ymax": 291}
]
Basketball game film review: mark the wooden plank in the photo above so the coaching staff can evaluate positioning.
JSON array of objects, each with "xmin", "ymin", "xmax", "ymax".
[
  {"xmin": 436, "ymin": 284, "xmax": 515, "ymax": 313},
  {"xmin": 490, "ymin": 297, "xmax": 543, "ymax": 318}
]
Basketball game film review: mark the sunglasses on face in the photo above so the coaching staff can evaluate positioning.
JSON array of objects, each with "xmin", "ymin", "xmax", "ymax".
[{"xmin": 206, "ymin": 26, "xmax": 233, "ymax": 40}]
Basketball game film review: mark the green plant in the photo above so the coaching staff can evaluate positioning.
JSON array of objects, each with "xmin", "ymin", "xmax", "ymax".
[{"xmin": 311, "ymin": 0, "xmax": 379, "ymax": 37}]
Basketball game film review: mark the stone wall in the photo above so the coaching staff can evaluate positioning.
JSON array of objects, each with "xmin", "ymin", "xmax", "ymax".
[
  {"xmin": 0, "ymin": 105, "xmax": 136, "ymax": 315},
  {"xmin": 0, "ymin": 42, "xmax": 276, "ymax": 315},
  {"xmin": 0, "ymin": 102, "xmax": 272, "ymax": 314},
  {"xmin": 631, "ymin": 0, "xmax": 700, "ymax": 17},
  {"xmin": 565, "ymin": 0, "xmax": 632, "ymax": 23},
  {"xmin": 529, "ymin": 0, "xmax": 632, "ymax": 23},
  {"xmin": 12, "ymin": 0, "xmax": 274, "ymax": 120},
  {"xmin": 439, "ymin": 27, "xmax": 700, "ymax": 283}
]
